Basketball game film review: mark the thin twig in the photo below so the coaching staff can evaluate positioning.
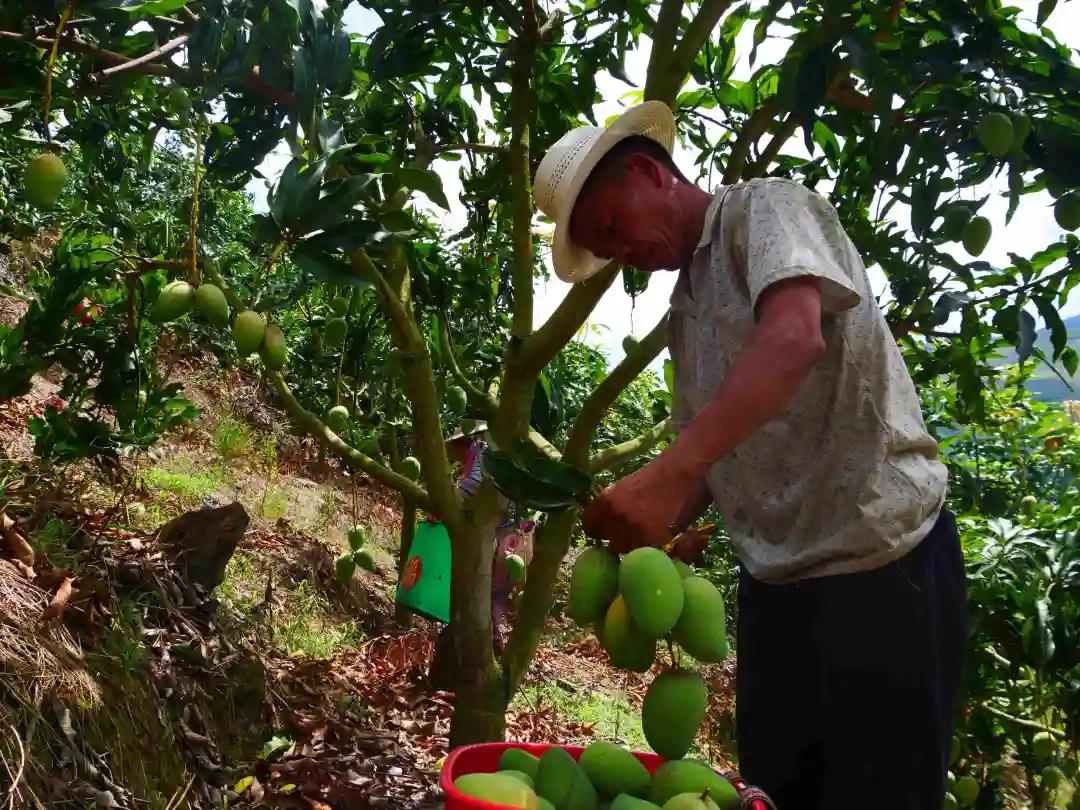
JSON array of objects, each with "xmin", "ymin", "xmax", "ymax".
[
  {"xmin": 3, "ymin": 721, "xmax": 27, "ymax": 810},
  {"xmin": 432, "ymin": 141, "xmax": 506, "ymax": 156},
  {"xmin": 100, "ymin": 31, "xmax": 190, "ymax": 77},
  {"xmin": 43, "ymin": 4, "xmax": 75, "ymax": 132}
]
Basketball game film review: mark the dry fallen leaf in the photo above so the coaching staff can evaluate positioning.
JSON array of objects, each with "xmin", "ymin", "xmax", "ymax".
[
  {"xmin": 1, "ymin": 511, "xmax": 35, "ymax": 568},
  {"xmin": 40, "ymin": 576, "xmax": 75, "ymax": 624}
]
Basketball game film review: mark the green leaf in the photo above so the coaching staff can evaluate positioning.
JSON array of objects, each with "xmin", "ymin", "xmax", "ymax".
[
  {"xmin": 395, "ymin": 167, "xmax": 450, "ymax": 210},
  {"xmin": 379, "ymin": 209, "xmax": 417, "ymax": 234},
  {"xmin": 292, "ymin": 243, "xmax": 373, "ymax": 288},
  {"xmin": 1033, "ymin": 297, "xmax": 1067, "ymax": 358},
  {"xmin": 269, "ymin": 157, "xmax": 326, "ymax": 231},
  {"xmin": 297, "ymin": 174, "xmax": 378, "ymax": 235},
  {"xmin": 1036, "ymin": 0, "xmax": 1058, "ymax": 25},
  {"xmin": 1017, "ymin": 310, "xmax": 1037, "ymax": 363},
  {"xmin": 1061, "ymin": 347, "xmax": 1078, "ymax": 377},
  {"xmin": 292, "ymin": 46, "xmax": 317, "ymax": 133},
  {"xmin": 664, "ymin": 359, "xmax": 676, "ymax": 398},
  {"xmin": 482, "ymin": 446, "xmax": 591, "ymax": 512},
  {"xmin": 259, "ymin": 735, "xmax": 293, "ymax": 761}
]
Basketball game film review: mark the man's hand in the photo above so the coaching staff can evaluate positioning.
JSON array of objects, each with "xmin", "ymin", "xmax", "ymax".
[
  {"xmin": 581, "ymin": 455, "xmax": 697, "ymax": 553},
  {"xmin": 671, "ymin": 526, "xmax": 711, "ymax": 564}
]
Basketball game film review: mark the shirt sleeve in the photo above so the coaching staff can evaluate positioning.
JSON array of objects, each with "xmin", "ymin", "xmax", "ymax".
[{"xmin": 735, "ymin": 178, "xmax": 862, "ymax": 314}]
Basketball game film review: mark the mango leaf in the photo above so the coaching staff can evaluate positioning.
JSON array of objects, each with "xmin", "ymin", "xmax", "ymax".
[
  {"xmin": 259, "ymin": 735, "xmax": 293, "ymax": 761},
  {"xmin": 1036, "ymin": 0, "xmax": 1058, "ymax": 25},
  {"xmin": 482, "ymin": 446, "xmax": 591, "ymax": 512},
  {"xmin": 296, "ymin": 174, "xmax": 378, "ymax": 235},
  {"xmin": 395, "ymin": 167, "xmax": 450, "ymax": 210},
  {"xmin": 292, "ymin": 243, "xmax": 372, "ymax": 288},
  {"xmin": 664, "ymin": 359, "xmax": 676, "ymax": 397},
  {"xmin": 1017, "ymin": 309, "xmax": 1037, "ymax": 363},
  {"xmin": 1033, "ymin": 296, "xmax": 1067, "ymax": 358},
  {"xmin": 292, "ymin": 46, "xmax": 317, "ymax": 133},
  {"xmin": 269, "ymin": 157, "xmax": 326, "ymax": 231},
  {"xmin": 1061, "ymin": 347, "xmax": 1078, "ymax": 377}
]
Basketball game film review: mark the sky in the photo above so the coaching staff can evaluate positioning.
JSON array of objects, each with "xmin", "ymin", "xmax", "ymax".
[{"xmin": 248, "ymin": 1, "xmax": 1080, "ymax": 373}]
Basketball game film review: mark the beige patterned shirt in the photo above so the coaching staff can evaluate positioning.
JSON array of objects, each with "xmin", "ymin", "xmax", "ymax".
[{"xmin": 669, "ymin": 178, "xmax": 946, "ymax": 584}]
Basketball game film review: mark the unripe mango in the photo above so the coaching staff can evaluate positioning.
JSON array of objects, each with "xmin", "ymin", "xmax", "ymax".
[
  {"xmin": 194, "ymin": 283, "xmax": 229, "ymax": 326},
  {"xmin": 568, "ymin": 546, "xmax": 619, "ymax": 626},
  {"xmin": 642, "ymin": 670, "xmax": 707, "ymax": 761},
  {"xmin": 619, "ymin": 547, "xmax": 684, "ymax": 637},
  {"xmin": 454, "ymin": 773, "xmax": 540, "ymax": 809},
  {"xmin": 150, "ymin": 280, "xmax": 195, "ymax": 324},
  {"xmin": 649, "ymin": 761, "xmax": 737, "ymax": 809},
  {"xmin": 232, "ymin": 310, "xmax": 266, "ymax": 356},
  {"xmin": 24, "ymin": 151, "xmax": 67, "ymax": 208},
  {"xmin": 601, "ymin": 595, "xmax": 657, "ymax": 673},
  {"xmin": 976, "ymin": 112, "xmax": 1014, "ymax": 157},
  {"xmin": 500, "ymin": 748, "xmax": 541, "ymax": 780},
  {"xmin": 579, "ymin": 741, "xmax": 650, "ymax": 799},
  {"xmin": 327, "ymin": 404, "xmax": 350, "ymax": 432},
  {"xmin": 673, "ymin": 576, "xmax": 729, "ymax": 664},
  {"xmin": 260, "ymin": 324, "xmax": 287, "ymax": 369},
  {"xmin": 961, "ymin": 216, "xmax": 992, "ymax": 256}
]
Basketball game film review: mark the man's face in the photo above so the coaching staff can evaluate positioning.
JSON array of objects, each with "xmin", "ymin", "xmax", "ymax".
[{"xmin": 569, "ymin": 153, "xmax": 681, "ymax": 271}]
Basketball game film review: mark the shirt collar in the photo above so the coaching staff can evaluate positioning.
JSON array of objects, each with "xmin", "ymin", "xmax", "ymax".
[{"xmin": 695, "ymin": 186, "xmax": 728, "ymax": 249}]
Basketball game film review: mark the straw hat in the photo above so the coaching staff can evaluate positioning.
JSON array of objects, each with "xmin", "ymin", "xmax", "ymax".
[
  {"xmin": 445, "ymin": 421, "xmax": 488, "ymax": 443},
  {"xmin": 534, "ymin": 100, "xmax": 677, "ymax": 284}
]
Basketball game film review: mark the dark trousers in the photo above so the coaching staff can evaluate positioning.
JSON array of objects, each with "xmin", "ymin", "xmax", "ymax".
[{"xmin": 736, "ymin": 509, "xmax": 967, "ymax": 810}]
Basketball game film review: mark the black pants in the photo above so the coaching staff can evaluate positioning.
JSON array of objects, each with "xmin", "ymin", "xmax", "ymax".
[{"xmin": 736, "ymin": 510, "xmax": 967, "ymax": 810}]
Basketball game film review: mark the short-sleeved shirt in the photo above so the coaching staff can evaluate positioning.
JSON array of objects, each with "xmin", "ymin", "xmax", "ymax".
[{"xmin": 669, "ymin": 178, "xmax": 947, "ymax": 584}]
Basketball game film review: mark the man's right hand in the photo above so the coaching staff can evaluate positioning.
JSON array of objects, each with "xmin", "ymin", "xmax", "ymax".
[{"xmin": 670, "ymin": 526, "xmax": 711, "ymax": 564}]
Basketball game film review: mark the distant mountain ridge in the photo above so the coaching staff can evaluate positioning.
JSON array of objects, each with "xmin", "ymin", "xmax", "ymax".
[{"xmin": 995, "ymin": 314, "xmax": 1080, "ymax": 402}]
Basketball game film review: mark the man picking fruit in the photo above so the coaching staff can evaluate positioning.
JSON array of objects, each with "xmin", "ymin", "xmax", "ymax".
[{"xmin": 535, "ymin": 101, "xmax": 967, "ymax": 810}]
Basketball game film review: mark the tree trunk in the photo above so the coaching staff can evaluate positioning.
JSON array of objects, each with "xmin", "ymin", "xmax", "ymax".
[
  {"xmin": 503, "ymin": 508, "xmax": 576, "ymax": 693},
  {"xmin": 395, "ymin": 495, "xmax": 417, "ymax": 626},
  {"xmin": 447, "ymin": 486, "xmax": 508, "ymax": 746}
]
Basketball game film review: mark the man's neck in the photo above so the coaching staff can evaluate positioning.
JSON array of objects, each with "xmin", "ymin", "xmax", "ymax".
[{"xmin": 675, "ymin": 183, "xmax": 717, "ymax": 267}]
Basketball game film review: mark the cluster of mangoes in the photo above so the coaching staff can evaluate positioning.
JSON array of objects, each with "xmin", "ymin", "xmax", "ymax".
[
  {"xmin": 568, "ymin": 546, "xmax": 728, "ymax": 762},
  {"xmin": 333, "ymin": 524, "xmax": 376, "ymax": 584},
  {"xmin": 453, "ymin": 743, "xmax": 739, "ymax": 810}
]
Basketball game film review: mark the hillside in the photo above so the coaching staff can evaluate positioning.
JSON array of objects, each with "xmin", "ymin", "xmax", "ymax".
[{"xmin": 995, "ymin": 314, "xmax": 1080, "ymax": 401}]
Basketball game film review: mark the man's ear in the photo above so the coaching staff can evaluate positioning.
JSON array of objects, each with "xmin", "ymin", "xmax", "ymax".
[{"xmin": 625, "ymin": 152, "xmax": 665, "ymax": 187}]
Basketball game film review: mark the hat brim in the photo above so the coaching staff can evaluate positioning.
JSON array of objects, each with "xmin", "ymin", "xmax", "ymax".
[{"xmin": 549, "ymin": 101, "xmax": 677, "ymax": 284}]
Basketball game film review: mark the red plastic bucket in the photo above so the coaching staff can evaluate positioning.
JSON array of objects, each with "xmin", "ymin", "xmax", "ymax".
[{"xmin": 441, "ymin": 742, "xmax": 772, "ymax": 810}]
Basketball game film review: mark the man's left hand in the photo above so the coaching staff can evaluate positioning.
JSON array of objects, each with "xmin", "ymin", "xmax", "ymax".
[{"xmin": 581, "ymin": 455, "xmax": 694, "ymax": 553}]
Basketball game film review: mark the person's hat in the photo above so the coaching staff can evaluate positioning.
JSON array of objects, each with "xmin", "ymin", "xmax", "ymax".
[
  {"xmin": 534, "ymin": 101, "xmax": 677, "ymax": 284},
  {"xmin": 445, "ymin": 420, "xmax": 488, "ymax": 443}
]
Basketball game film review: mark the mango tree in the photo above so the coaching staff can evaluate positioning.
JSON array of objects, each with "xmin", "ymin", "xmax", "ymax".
[{"xmin": 1, "ymin": 0, "xmax": 1079, "ymax": 746}]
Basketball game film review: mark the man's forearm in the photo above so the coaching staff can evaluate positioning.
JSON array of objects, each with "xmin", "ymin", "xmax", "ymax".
[
  {"xmin": 662, "ymin": 322, "xmax": 823, "ymax": 487},
  {"xmin": 673, "ymin": 477, "xmax": 713, "ymax": 532}
]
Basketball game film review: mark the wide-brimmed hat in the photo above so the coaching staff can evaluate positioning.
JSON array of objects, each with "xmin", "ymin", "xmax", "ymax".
[
  {"xmin": 534, "ymin": 101, "xmax": 677, "ymax": 284},
  {"xmin": 445, "ymin": 420, "xmax": 488, "ymax": 443}
]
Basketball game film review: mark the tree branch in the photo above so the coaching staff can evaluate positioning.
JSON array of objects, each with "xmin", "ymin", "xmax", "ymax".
[
  {"xmin": 437, "ymin": 312, "xmax": 497, "ymax": 415},
  {"xmin": 267, "ymin": 372, "xmax": 433, "ymax": 511},
  {"xmin": 722, "ymin": 97, "xmax": 779, "ymax": 184},
  {"xmin": 432, "ymin": 141, "xmax": 506, "ymax": 156},
  {"xmin": 0, "ymin": 30, "xmax": 296, "ymax": 107},
  {"xmin": 507, "ymin": 37, "xmax": 536, "ymax": 341},
  {"xmin": 670, "ymin": 0, "xmax": 736, "ymax": 79},
  {"xmin": 564, "ymin": 314, "xmax": 669, "ymax": 465},
  {"xmin": 644, "ymin": 0, "xmax": 685, "ymax": 104},
  {"xmin": 517, "ymin": 263, "xmax": 620, "ymax": 375},
  {"xmin": 977, "ymin": 702, "xmax": 1067, "ymax": 739},
  {"xmin": 351, "ymin": 246, "xmax": 463, "ymax": 525},
  {"xmin": 588, "ymin": 418, "xmax": 672, "ymax": 473},
  {"xmin": 99, "ymin": 31, "xmax": 190, "ymax": 77},
  {"xmin": 747, "ymin": 112, "xmax": 799, "ymax": 178}
]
